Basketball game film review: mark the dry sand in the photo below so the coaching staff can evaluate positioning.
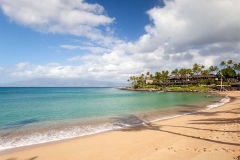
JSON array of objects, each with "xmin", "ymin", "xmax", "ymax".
[{"xmin": 0, "ymin": 91, "xmax": 239, "ymax": 160}]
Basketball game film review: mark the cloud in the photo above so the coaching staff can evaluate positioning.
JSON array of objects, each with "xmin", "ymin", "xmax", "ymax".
[
  {"xmin": 2, "ymin": 0, "xmax": 240, "ymax": 83},
  {"xmin": 111, "ymin": 0, "xmax": 240, "ymax": 70},
  {"xmin": 67, "ymin": 56, "xmax": 81, "ymax": 62},
  {"xmin": 60, "ymin": 45, "xmax": 111, "ymax": 53},
  {"xmin": 0, "ymin": 67, "xmax": 3, "ymax": 74},
  {"xmin": 11, "ymin": 49, "xmax": 147, "ymax": 82},
  {"xmin": 16, "ymin": 62, "xmax": 30, "ymax": 70},
  {"xmin": 0, "ymin": 0, "xmax": 116, "ymax": 44},
  {"xmin": 144, "ymin": 0, "xmax": 240, "ymax": 53}
]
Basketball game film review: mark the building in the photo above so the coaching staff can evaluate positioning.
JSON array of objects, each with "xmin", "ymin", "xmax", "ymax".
[
  {"xmin": 144, "ymin": 78, "xmax": 155, "ymax": 84},
  {"xmin": 230, "ymin": 83, "xmax": 240, "ymax": 90},
  {"xmin": 148, "ymin": 74, "xmax": 218, "ymax": 85},
  {"xmin": 166, "ymin": 74, "xmax": 217, "ymax": 85}
]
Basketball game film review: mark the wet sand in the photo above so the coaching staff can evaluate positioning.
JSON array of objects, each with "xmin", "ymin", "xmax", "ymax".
[{"xmin": 0, "ymin": 91, "xmax": 239, "ymax": 160}]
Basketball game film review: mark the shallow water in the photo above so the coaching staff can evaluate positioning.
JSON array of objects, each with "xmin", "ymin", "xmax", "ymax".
[{"xmin": 0, "ymin": 87, "xmax": 228, "ymax": 151}]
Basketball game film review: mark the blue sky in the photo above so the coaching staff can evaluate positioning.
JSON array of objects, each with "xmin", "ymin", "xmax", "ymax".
[{"xmin": 0, "ymin": 0, "xmax": 239, "ymax": 84}]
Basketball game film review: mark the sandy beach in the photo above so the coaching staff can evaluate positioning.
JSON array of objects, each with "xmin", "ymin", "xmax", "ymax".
[{"xmin": 0, "ymin": 91, "xmax": 239, "ymax": 160}]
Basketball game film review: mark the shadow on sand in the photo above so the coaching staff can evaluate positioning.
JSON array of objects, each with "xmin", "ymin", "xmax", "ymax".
[
  {"xmin": 110, "ymin": 108, "xmax": 240, "ymax": 147},
  {"xmin": 6, "ymin": 156, "xmax": 38, "ymax": 160}
]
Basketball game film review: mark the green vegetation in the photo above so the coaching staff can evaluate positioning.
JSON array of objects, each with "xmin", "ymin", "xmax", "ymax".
[
  {"xmin": 143, "ymin": 85, "xmax": 159, "ymax": 89},
  {"xmin": 168, "ymin": 86, "xmax": 210, "ymax": 91},
  {"xmin": 127, "ymin": 59, "xmax": 240, "ymax": 91}
]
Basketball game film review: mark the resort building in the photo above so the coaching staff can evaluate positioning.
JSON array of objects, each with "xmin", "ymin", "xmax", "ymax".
[
  {"xmin": 144, "ymin": 78, "xmax": 155, "ymax": 84},
  {"xmin": 230, "ymin": 83, "xmax": 240, "ymax": 90},
  {"xmin": 167, "ymin": 74, "xmax": 217, "ymax": 85}
]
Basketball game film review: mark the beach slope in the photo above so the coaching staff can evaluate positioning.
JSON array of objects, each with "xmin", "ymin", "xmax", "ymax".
[{"xmin": 1, "ymin": 91, "xmax": 239, "ymax": 160}]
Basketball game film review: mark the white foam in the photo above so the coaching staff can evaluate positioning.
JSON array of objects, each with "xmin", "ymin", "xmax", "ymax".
[
  {"xmin": 0, "ymin": 95, "xmax": 230, "ymax": 152},
  {"xmin": 149, "ymin": 95, "xmax": 230, "ymax": 123},
  {"xmin": 206, "ymin": 95, "xmax": 230, "ymax": 110},
  {"xmin": 0, "ymin": 123, "xmax": 121, "ymax": 151}
]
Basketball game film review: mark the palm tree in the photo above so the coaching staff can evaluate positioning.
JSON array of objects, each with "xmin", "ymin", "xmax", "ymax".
[
  {"xmin": 186, "ymin": 68, "xmax": 193, "ymax": 82},
  {"xmin": 192, "ymin": 63, "xmax": 199, "ymax": 75},
  {"xmin": 227, "ymin": 60, "xmax": 233, "ymax": 67},
  {"xmin": 160, "ymin": 70, "xmax": 169, "ymax": 85},
  {"xmin": 128, "ymin": 76, "xmax": 136, "ymax": 87},
  {"xmin": 146, "ymin": 71, "xmax": 150, "ymax": 79},
  {"xmin": 128, "ymin": 76, "xmax": 144, "ymax": 89},
  {"xmin": 201, "ymin": 69, "xmax": 210, "ymax": 75},
  {"xmin": 186, "ymin": 68, "xmax": 193, "ymax": 77},
  {"xmin": 198, "ymin": 69, "xmax": 210, "ymax": 84},
  {"xmin": 139, "ymin": 74, "xmax": 145, "ymax": 87},
  {"xmin": 192, "ymin": 63, "xmax": 204, "ymax": 75},
  {"xmin": 209, "ymin": 66, "xmax": 218, "ymax": 75},
  {"xmin": 171, "ymin": 69, "xmax": 179, "ymax": 78},
  {"xmin": 198, "ymin": 65, "xmax": 205, "ymax": 75},
  {"xmin": 179, "ymin": 68, "xmax": 187, "ymax": 84},
  {"xmin": 220, "ymin": 61, "xmax": 226, "ymax": 69},
  {"xmin": 233, "ymin": 63, "xmax": 240, "ymax": 74},
  {"xmin": 209, "ymin": 65, "xmax": 214, "ymax": 74},
  {"xmin": 233, "ymin": 63, "xmax": 240, "ymax": 81},
  {"xmin": 155, "ymin": 71, "xmax": 161, "ymax": 85},
  {"xmin": 150, "ymin": 74, "xmax": 154, "ymax": 79}
]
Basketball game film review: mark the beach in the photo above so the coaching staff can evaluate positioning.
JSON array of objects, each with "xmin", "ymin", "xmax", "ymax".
[{"xmin": 0, "ymin": 91, "xmax": 239, "ymax": 160}]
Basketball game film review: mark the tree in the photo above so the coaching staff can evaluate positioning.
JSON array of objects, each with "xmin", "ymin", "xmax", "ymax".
[
  {"xmin": 186, "ymin": 68, "xmax": 194, "ymax": 77},
  {"xmin": 171, "ymin": 69, "xmax": 179, "ymax": 78},
  {"xmin": 233, "ymin": 63, "xmax": 240, "ymax": 81},
  {"xmin": 155, "ymin": 71, "xmax": 161, "ymax": 84},
  {"xmin": 221, "ymin": 67, "xmax": 236, "ymax": 78},
  {"xmin": 201, "ymin": 69, "xmax": 210, "ymax": 75},
  {"xmin": 192, "ymin": 63, "xmax": 204, "ymax": 75},
  {"xmin": 127, "ymin": 60, "xmax": 239, "ymax": 89},
  {"xmin": 150, "ymin": 74, "xmax": 154, "ymax": 79},
  {"xmin": 220, "ymin": 61, "xmax": 226, "ymax": 69},
  {"xmin": 233, "ymin": 63, "xmax": 240, "ymax": 74},
  {"xmin": 146, "ymin": 71, "xmax": 150, "ymax": 79},
  {"xmin": 227, "ymin": 60, "xmax": 233, "ymax": 67},
  {"xmin": 128, "ymin": 76, "xmax": 144, "ymax": 89},
  {"xmin": 199, "ymin": 65, "xmax": 205, "ymax": 74},
  {"xmin": 192, "ymin": 63, "xmax": 199, "ymax": 75},
  {"xmin": 139, "ymin": 74, "xmax": 145, "ymax": 87},
  {"xmin": 128, "ymin": 76, "xmax": 137, "ymax": 88},
  {"xmin": 209, "ymin": 66, "xmax": 218, "ymax": 75},
  {"xmin": 209, "ymin": 65, "xmax": 214, "ymax": 74},
  {"xmin": 160, "ymin": 70, "xmax": 169, "ymax": 85},
  {"xmin": 179, "ymin": 68, "xmax": 187, "ymax": 84}
]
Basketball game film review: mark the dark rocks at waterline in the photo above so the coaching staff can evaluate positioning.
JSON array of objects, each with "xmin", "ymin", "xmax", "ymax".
[{"xmin": 118, "ymin": 87, "xmax": 238, "ymax": 92}]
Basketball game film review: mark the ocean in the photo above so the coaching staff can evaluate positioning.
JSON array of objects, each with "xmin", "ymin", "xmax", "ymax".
[{"xmin": 0, "ymin": 87, "xmax": 229, "ymax": 151}]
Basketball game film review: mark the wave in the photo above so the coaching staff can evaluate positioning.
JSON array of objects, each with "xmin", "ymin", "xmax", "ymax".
[
  {"xmin": 150, "ymin": 95, "xmax": 230, "ymax": 123},
  {"xmin": 206, "ymin": 95, "xmax": 230, "ymax": 109},
  {"xmin": 0, "ymin": 123, "xmax": 121, "ymax": 151},
  {"xmin": 0, "ymin": 95, "xmax": 230, "ymax": 152}
]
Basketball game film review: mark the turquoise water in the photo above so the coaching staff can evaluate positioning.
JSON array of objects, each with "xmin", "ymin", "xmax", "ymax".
[{"xmin": 0, "ymin": 87, "xmax": 228, "ymax": 151}]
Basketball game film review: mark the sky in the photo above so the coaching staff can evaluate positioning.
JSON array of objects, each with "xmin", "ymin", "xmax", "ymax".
[{"xmin": 0, "ymin": 0, "xmax": 239, "ymax": 84}]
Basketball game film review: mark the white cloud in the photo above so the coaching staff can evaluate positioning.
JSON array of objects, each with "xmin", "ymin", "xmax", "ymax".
[
  {"xmin": 11, "ymin": 50, "xmax": 146, "ymax": 82},
  {"xmin": 67, "ymin": 56, "xmax": 82, "ymax": 62},
  {"xmin": 0, "ymin": 67, "xmax": 3, "ymax": 73},
  {"xmin": 144, "ymin": 0, "xmax": 240, "ymax": 53},
  {"xmin": 0, "ymin": 0, "xmax": 115, "ymax": 44},
  {"xmin": 61, "ymin": 45, "xmax": 111, "ymax": 53},
  {"xmin": 111, "ymin": 0, "xmax": 240, "ymax": 71},
  {"xmin": 3, "ymin": 0, "xmax": 240, "ymax": 83},
  {"xmin": 16, "ymin": 62, "xmax": 30, "ymax": 70}
]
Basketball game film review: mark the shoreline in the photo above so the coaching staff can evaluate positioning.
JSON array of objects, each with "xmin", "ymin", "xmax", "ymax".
[
  {"xmin": 0, "ymin": 91, "xmax": 239, "ymax": 160},
  {"xmin": 0, "ymin": 92, "xmax": 227, "ymax": 153},
  {"xmin": 117, "ymin": 87, "xmax": 223, "ymax": 92}
]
